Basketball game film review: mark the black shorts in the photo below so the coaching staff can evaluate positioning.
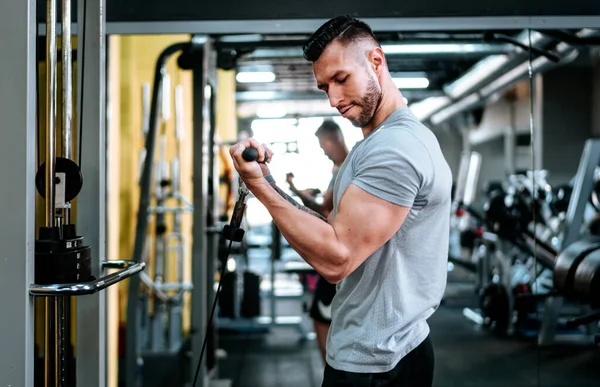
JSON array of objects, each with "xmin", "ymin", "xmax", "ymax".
[
  {"xmin": 322, "ymin": 335, "xmax": 435, "ymax": 387},
  {"xmin": 309, "ymin": 275, "xmax": 337, "ymax": 323}
]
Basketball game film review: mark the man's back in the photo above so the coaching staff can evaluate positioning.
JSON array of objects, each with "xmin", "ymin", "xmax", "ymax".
[{"xmin": 327, "ymin": 107, "xmax": 452, "ymax": 373}]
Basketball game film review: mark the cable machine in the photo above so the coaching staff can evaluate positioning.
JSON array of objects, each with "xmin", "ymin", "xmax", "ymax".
[{"xmin": 30, "ymin": 0, "xmax": 144, "ymax": 385}]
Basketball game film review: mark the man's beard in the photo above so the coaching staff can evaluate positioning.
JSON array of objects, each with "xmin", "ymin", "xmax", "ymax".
[{"xmin": 348, "ymin": 76, "xmax": 382, "ymax": 128}]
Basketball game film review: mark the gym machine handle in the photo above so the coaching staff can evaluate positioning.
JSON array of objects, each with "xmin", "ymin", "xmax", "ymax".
[
  {"xmin": 30, "ymin": 260, "xmax": 145, "ymax": 296},
  {"xmin": 242, "ymin": 147, "xmax": 267, "ymax": 163}
]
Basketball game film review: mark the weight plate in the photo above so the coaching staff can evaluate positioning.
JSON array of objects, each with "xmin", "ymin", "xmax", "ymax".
[
  {"xmin": 573, "ymin": 248, "xmax": 600, "ymax": 307},
  {"xmin": 35, "ymin": 157, "xmax": 83, "ymax": 202},
  {"xmin": 553, "ymin": 236, "xmax": 600, "ymax": 296}
]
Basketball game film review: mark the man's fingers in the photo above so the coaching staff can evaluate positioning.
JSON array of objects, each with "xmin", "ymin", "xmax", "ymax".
[
  {"xmin": 229, "ymin": 138, "xmax": 271, "ymax": 164},
  {"xmin": 262, "ymin": 143, "xmax": 274, "ymax": 163}
]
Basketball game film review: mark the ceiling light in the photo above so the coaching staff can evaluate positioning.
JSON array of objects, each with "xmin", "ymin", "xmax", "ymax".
[
  {"xmin": 409, "ymin": 96, "xmax": 451, "ymax": 121},
  {"xmin": 236, "ymin": 71, "xmax": 276, "ymax": 83},
  {"xmin": 250, "ymin": 118, "xmax": 298, "ymax": 131},
  {"xmin": 392, "ymin": 77, "xmax": 430, "ymax": 89},
  {"xmin": 256, "ymin": 104, "xmax": 287, "ymax": 119},
  {"xmin": 382, "ymin": 43, "xmax": 494, "ymax": 55}
]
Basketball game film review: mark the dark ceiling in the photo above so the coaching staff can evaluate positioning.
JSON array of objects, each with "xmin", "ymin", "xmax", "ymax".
[
  {"xmin": 221, "ymin": 28, "xmax": 600, "ymax": 122},
  {"xmin": 218, "ymin": 30, "xmax": 557, "ymax": 108}
]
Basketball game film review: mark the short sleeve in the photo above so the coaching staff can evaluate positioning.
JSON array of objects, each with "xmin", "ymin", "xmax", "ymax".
[
  {"xmin": 351, "ymin": 131, "xmax": 430, "ymax": 208},
  {"xmin": 327, "ymin": 167, "xmax": 339, "ymax": 192}
]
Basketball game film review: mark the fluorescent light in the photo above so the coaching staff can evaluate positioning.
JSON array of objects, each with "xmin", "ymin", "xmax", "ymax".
[
  {"xmin": 236, "ymin": 71, "xmax": 276, "ymax": 83},
  {"xmin": 250, "ymin": 118, "xmax": 299, "ymax": 144},
  {"xmin": 382, "ymin": 43, "xmax": 494, "ymax": 54},
  {"xmin": 250, "ymin": 118, "xmax": 298, "ymax": 131},
  {"xmin": 256, "ymin": 104, "xmax": 287, "ymax": 118},
  {"xmin": 409, "ymin": 96, "xmax": 451, "ymax": 121},
  {"xmin": 392, "ymin": 77, "xmax": 429, "ymax": 89}
]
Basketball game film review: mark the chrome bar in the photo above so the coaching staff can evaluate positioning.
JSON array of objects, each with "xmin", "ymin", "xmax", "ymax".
[
  {"xmin": 45, "ymin": 297, "xmax": 56, "ymax": 387},
  {"xmin": 154, "ymin": 281, "xmax": 193, "ymax": 292},
  {"xmin": 57, "ymin": 296, "xmax": 66, "ymax": 386},
  {"xmin": 62, "ymin": 0, "xmax": 72, "ymax": 161},
  {"xmin": 139, "ymin": 271, "xmax": 169, "ymax": 302},
  {"xmin": 62, "ymin": 0, "xmax": 73, "ymax": 225},
  {"xmin": 46, "ymin": 0, "xmax": 57, "ymax": 227},
  {"xmin": 30, "ymin": 261, "xmax": 145, "ymax": 296}
]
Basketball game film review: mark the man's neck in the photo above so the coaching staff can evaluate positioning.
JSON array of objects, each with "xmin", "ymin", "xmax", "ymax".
[
  {"xmin": 361, "ymin": 86, "xmax": 407, "ymax": 138},
  {"xmin": 333, "ymin": 147, "xmax": 349, "ymax": 166}
]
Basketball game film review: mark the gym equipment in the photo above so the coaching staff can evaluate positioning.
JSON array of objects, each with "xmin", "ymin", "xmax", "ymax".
[
  {"xmin": 30, "ymin": 0, "xmax": 144, "ymax": 385},
  {"xmin": 449, "ymin": 151, "xmax": 481, "ymax": 268},
  {"xmin": 573, "ymin": 249, "xmax": 600, "ymax": 307},
  {"xmin": 124, "ymin": 41, "xmax": 204, "ymax": 387},
  {"xmin": 535, "ymin": 139, "xmax": 600, "ymax": 346},
  {"xmin": 136, "ymin": 77, "xmax": 194, "ymax": 354},
  {"xmin": 553, "ymin": 236, "xmax": 600, "ymax": 297}
]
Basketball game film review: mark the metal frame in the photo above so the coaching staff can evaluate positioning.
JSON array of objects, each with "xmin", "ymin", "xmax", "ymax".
[
  {"xmin": 561, "ymin": 139, "xmax": 600, "ymax": 247},
  {"xmin": 0, "ymin": 0, "xmax": 36, "ymax": 386},
  {"xmin": 75, "ymin": 0, "xmax": 108, "ymax": 384},
  {"xmin": 537, "ymin": 139, "xmax": 600, "ymax": 346},
  {"xmin": 123, "ymin": 40, "xmax": 191, "ymax": 387},
  {"xmin": 190, "ymin": 39, "xmax": 211, "ymax": 387},
  {"xmin": 36, "ymin": 16, "xmax": 600, "ymax": 36}
]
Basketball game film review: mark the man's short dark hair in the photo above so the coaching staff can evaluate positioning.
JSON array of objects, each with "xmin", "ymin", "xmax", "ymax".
[
  {"xmin": 303, "ymin": 15, "xmax": 379, "ymax": 62},
  {"xmin": 315, "ymin": 119, "xmax": 343, "ymax": 140}
]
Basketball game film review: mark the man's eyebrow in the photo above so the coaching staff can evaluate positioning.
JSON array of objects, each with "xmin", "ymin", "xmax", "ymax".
[{"xmin": 317, "ymin": 71, "xmax": 345, "ymax": 90}]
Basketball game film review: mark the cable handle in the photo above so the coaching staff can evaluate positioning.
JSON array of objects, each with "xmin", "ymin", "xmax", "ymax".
[{"xmin": 241, "ymin": 147, "xmax": 266, "ymax": 163}]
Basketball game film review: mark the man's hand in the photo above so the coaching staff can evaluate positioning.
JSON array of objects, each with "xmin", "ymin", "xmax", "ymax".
[
  {"xmin": 229, "ymin": 138, "xmax": 273, "ymax": 185},
  {"xmin": 286, "ymin": 173, "xmax": 295, "ymax": 188}
]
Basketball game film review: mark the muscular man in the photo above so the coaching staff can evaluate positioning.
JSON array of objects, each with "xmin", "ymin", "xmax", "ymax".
[
  {"xmin": 230, "ymin": 15, "xmax": 452, "ymax": 387},
  {"xmin": 286, "ymin": 119, "xmax": 349, "ymax": 363}
]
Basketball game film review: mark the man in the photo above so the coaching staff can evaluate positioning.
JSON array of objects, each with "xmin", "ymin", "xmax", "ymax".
[
  {"xmin": 230, "ymin": 15, "xmax": 452, "ymax": 387},
  {"xmin": 286, "ymin": 119, "xmax": 349, "ymax": 363}
]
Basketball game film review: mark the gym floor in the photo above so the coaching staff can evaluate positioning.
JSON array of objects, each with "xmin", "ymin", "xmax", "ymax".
[{"xmin": 214, "ymin": 268, "xmax": 600, "ymax": 387}]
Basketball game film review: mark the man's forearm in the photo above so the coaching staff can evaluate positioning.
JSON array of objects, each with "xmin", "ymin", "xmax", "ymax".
[
  {"xmin": 271, "ymin": 183, "xmax": 327, "ymax": 222},
  {"xmin": 247, "ymin": 179, "xmax": 346, "ymax": 281}
]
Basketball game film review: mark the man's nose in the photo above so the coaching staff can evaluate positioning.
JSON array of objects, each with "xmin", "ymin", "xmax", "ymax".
[{"xmin": 328, "ymin": 88, "xmax": 343, "ymax": 109}]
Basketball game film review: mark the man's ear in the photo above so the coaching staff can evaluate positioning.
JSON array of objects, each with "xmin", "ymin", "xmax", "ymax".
[{"xmin": 369, "ymin": 47, "xmax": 385, "ymax": 75}]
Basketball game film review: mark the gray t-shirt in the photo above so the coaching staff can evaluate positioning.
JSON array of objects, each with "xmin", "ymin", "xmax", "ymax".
[
  {"xmin": 326, "ymin": 107, "xmax": 452, "ymax": 373},
  {"xmin": 328, "ymin": 166, "xmax": 340, "ymax": 192}
]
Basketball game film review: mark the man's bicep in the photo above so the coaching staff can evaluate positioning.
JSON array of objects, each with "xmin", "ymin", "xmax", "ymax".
[
  {"xmin": 352, "ymin": 133, "xmax": 430, "ymax": 208},
  {"xmin": 332, "ymin": 184, "xmax": 410, "ymax": 276}
]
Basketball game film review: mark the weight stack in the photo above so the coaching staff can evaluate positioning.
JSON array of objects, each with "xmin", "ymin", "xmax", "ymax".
[
  {"xmin": 35, "ymin": 225, "xmax": 93, "ymax": 285},
  {"xmin": 241, "ymin": 271, "xmax": 261, "ymax": 318},
  {"xmin": 218, "ymin": 271, "xmax": 236, "ymax": 318}
]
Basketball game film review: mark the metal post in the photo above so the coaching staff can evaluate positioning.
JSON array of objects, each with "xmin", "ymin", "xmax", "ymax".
[
  {"xmin": 0, "ymin": 1, "xmax": 36, "ymax": 385},
  {"xmin": 58, "ymin": 1, "xmax": 75, "ymax": 384},
  {"xmin": 190, "ymin": 41, "xmax": 209, "ymax": 387},
  {"xmin": 44, "ymin": 0, "xmax": 60, "ymax": 384},
  {"xmin": 75, "ymin": 0, "xmax": 107, "ymax": 384},
  {"xmin": 504, "ymin": 125, "xmax": 515, "ymax": 177},
  {"xmin": 62, "ymin": 0, "xmax": 73, "ymax": 224},
  {"xmin": 45, "ymin": 0, "xmax": 57, "ymax": 228},
  {"xmin": 206, "ymin": 82, "xmax": 218, "ymax": 372}
]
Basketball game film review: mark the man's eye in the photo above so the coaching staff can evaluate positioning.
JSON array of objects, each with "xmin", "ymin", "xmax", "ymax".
[{"xmin": 337, "ymin": 76, "xmax": 348, "ymax": 83}]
